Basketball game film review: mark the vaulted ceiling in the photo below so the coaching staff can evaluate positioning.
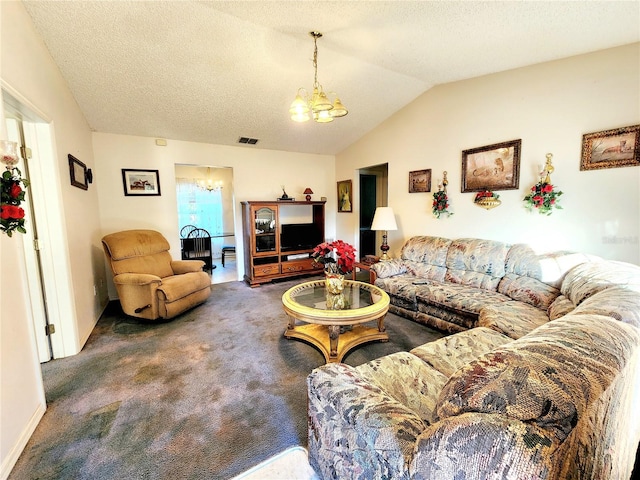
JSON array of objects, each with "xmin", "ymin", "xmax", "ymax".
[{"xmin": 22, "ymin": 1, "xmax": 640, "ymax": 155}]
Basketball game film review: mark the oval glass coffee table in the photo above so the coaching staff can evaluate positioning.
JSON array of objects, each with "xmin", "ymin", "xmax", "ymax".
[{"xmin": 282, "ymin": 279, "xmax": 390, "ymax": 363}]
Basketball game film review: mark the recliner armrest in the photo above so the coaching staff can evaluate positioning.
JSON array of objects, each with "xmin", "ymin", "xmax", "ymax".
[
  {"xmin": 113, "ymin": 273, "xmax": 162, "ymax": 286},
  {"xmin": 171, "ymin": 260, "xmax": 205, "ymax": 274}
]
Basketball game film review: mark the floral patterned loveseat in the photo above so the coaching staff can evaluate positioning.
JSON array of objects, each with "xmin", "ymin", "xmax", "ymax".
[{"xmin": 307, "ymin": 237, "xmax": 640, "ymax": 479}]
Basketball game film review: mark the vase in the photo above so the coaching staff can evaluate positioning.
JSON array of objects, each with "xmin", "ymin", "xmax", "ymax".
[{"xmin": 325, "ymin": 272, "xmax": 345, "ymax": 294}]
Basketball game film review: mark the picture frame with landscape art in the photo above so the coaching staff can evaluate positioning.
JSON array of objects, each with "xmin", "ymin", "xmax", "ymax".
[
  {"xmin": 461, "ymin": 139, "xmax": 521, "ymax": 193},
  {"xmin": 121, "ymin": 169, "xmax": 161, "ymax": 196},
  {"xmin": 337, "ymin": 179, "xmax": 352, "ymax": 213},
  {"xmin": 409, "ymin": 169, "xmax": 431, "ymax": 193},
  {"xmin": 580, "ymin": 124, "xmax": 640, "ymax": 171}
]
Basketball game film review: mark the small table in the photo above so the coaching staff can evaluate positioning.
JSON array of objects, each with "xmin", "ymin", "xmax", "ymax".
[
  {"xmin": 351, "ymin": 258, "xmax": 380, "ymax": 283},
  {"xmin": 282, "ymin": 280, "xmax": 390, "ymax": 363}
]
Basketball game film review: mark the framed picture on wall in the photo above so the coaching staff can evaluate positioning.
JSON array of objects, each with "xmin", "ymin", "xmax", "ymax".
[
  {"xmin": 580, "ymin": 124, "xmax": 640, "ymax": 171},
  {"xmin": 68, "ymin": 154, "xmax": 90, "ymax": 190},
  {"xmin": 461, "ymin": 139, "xmax": 521, "ymax": 192},
  {"xmin": 409, "ymin": 169, "xmax": 431, "ymax": 193},
  {"xmin": 337, "ymin": 179, "xmax": 352, "ymax": 213},
  {"xmin": 121, "ymin": 169, "xmax": 161, "ymax": 196}
]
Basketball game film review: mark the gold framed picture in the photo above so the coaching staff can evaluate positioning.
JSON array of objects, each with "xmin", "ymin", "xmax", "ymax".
[
  {"xmin": 337, "ymin": 179, "xmax": 352, "ymax": 213},
  {"xmin": 580, "ymin": 124, "xmax": 640, "ymax": 171}
]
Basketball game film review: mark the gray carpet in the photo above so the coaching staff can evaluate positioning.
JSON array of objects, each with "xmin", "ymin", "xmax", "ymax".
[{"xmin": 9, "ymin": 278, "xmax": 445, "ymax": 480}]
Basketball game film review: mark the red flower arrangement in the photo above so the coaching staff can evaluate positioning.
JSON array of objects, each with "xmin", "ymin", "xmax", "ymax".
[
  {"xmin": 523, "ymin": 181, "xmax": 563, "ymax": 216},
  {"xmin": 1, "ymin": 166, "xmax": 28, "ymax": 237},
  {"xmin": 312, "ymin": 240, "xmax": 356, "ymax": 275},
  {"xmin": 432, "ymin": 190, "xmax": 452, "ymax": 218}
]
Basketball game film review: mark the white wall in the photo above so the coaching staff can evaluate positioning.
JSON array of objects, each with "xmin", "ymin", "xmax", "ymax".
[
  {"xmin": 0, "ymin": 234, "xmax": 46, "ymax": 478},
  {"xmin": 337, "ymin": 43, "xmax": 640, "ymax": 264},
  {"xmin": 1, "ymin": 2, "xmax": 105, "ymax": 476},
  {"xmin": 92, "ymin": 133, "xmax": 336, "ymax": 297}
]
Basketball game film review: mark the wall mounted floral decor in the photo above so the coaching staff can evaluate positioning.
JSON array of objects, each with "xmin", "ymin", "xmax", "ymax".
[
  {"xmin": 474, "ymin": 190, "xmax": 501, "ymax": 210},
  {"xmin": 433, "ymin": 171, "xmax": 453, "ymax": 218},
  {"xmin": 1, "ymin": 140, "xmax": 28, "ymax": 237},
  {"xmin": 523, "ymin": 153, "xmax": 563, "ymax": 215}
]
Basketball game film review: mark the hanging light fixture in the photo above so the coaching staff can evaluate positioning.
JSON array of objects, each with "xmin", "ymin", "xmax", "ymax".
[
  {"xmin": 198, "ymin": 167, "xmax": 223, "ymax": 192},
  {"xmin": 289, "ymin": 31, "xmax": 348, "ymax": 123}
]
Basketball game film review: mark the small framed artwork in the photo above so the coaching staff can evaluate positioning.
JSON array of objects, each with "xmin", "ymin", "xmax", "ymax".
[
  {"xmin": 409, "ymin": 169, "xmax": 431, "ymax": 193},
  {"xmin": 121, "ymin": 169, "xmax": 161, "ymax": 196},
  {"xmin": 337, "ymin": 179, "xmax": 352, "ymax": 213},
  {"xmin": 461, "ymin": 139, "xmax": 521, "ymax": 193},
  {"xmin": 580, "ymin": 124, "xmax": 640, "ymax": 171},
  {"xmin": 68, "ymin": 154, "xmax": 89, "ymax": 190}
]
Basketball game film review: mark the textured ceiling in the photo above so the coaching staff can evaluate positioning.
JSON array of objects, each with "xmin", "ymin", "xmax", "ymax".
[{"xmin": 22, "ymin": 1, "xmax": 640, "ymax": 155}]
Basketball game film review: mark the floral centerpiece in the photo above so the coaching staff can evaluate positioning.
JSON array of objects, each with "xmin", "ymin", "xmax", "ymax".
[
  {"xmin": 432, "ymin": 190, "xmax": 452, "ymax": 218},
  {"xmin": 312, "ymin": 240, "xmax": 356, "ymax": 294},
  {"xmin": 1, "ymin": 166, "xmax": 28, "ymax": 237},
  {"xmin": 523, "ymin": 182, "xmax": 563, "ymax": 215}
]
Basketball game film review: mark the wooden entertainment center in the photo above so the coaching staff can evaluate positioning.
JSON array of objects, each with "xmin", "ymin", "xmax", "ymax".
[{"xmin": 241, "ymin": 200, "xmax": 326, "ymax": 286}]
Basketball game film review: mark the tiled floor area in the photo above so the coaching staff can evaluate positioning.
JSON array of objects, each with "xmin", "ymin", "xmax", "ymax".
[{"xmin": 210, "ymin": 257, "xmax": 239, "ymax": 284}]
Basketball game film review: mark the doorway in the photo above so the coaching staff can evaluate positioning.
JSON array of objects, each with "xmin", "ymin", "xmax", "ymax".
[
  {"xmin": 358, "ymin": 164, "xmax": 389, "ymax": 258},
  {"xmin": 175, "ymin": 164, "xmax": 237, "ymax": 284},
  {"xmin": 3, "ymin": 88, "xmax": 75, "ymax": 361}
]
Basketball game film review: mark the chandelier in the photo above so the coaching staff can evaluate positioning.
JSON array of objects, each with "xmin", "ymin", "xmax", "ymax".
[
  {"xmin": 198, "ymin": 168, "xmax": 223, "ymax": 192},
  {"xmin": 289, "ymin": 32, "xmax": 348, "ymax": 123}
]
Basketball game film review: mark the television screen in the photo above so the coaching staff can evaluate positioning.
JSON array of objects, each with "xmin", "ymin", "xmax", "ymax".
[{"xmin": 280, "ymin": 223, "xmax": 322, "ymax": 252}]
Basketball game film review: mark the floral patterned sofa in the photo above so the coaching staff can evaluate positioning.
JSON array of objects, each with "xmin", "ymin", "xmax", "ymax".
[
  {"xmin": 369, "ymin": 236, "xmax": 598, "ymax": 338},
  {"xmin": 307, "ymin": 237, "xmax": 640, "ymax": 479}
]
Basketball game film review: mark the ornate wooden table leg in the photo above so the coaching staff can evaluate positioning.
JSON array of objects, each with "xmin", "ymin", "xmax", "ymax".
[
  {"xmin": 377, "ymin": 314, "xmax": 387, "ymax": 333},
  {"xmin": 328, "ymin": 325, "xmax": 340, "ymax": 359}
]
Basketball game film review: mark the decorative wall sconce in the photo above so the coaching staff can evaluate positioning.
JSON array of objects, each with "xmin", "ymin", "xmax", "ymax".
[
  {"xmin": 432, "ymin": 171, "xmax": 453, "ymax": 218},
  {"xmin": 523, "ymin": 153, "xmax": 563, "ymax": 215}
]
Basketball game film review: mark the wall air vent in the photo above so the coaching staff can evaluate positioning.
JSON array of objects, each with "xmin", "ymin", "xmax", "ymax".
[{"xmin": 238, "ymin": 137, "xmax": 259, "ymax": 145}]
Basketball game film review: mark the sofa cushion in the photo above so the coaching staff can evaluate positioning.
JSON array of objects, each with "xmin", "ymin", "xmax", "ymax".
[
  {"xmin": 497, "ymin": 274, "xmax": 559, "ymax": 310},
  {"xmin": 435, "ymin": 315, "xmax": 640, "ymax": 443},
  {"xmin": 374, "ymin": 276, "xmax": 420, "ymax": 311},
  {"xmin": 561, "ymin": 260, "xmax": 640, "ymax": 306},
  {"xmin": 445, "ymin": 238, "xmax": 510, "ymax": 290},
  {"xmin": 356, "ymin": 352, "xmax": 448, "ymax": 424},
  {"xmin": 572, "ymin": 286, "xmax": 640, "ymax": 328},
  {"xmin": 416, "ymin": 282, "xmax": 510, "ymax": 321},
  {"xmin": 478, "ymin": 301, "xmax": 550, "ymax": 339},
  {"xmin": 547, "ymin": 295, "xmax": 574, "ymax": 320},
  {"xmin": 401, "ymin": 235, "xmax": 451, "ymax": 265},
  {"xmin": 503, "ymin": 244, "xmax": 595, "ymax": 290},
  {"xmin": 410, "ymin": 327, "xmax": 512, "ymax": 377}
]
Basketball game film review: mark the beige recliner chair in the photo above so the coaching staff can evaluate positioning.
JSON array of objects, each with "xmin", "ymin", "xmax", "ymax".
[{"xmin": 102, "ymin": 229, "xmax": 211, "ymax": 320}]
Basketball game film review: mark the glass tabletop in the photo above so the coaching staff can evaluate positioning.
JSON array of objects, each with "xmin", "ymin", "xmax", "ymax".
[{"xmin": 288, "ymin": 280, "xmax": 384, "ymax": 312}]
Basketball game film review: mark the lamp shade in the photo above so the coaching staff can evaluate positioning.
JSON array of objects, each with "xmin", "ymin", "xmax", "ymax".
[
  {"xmin": 370, "ymin": 207, "xmax": 397, "ymax": 231},
  {"xmin": 303, "ymin": 188, "xmax": 314, "ymax": 195}
]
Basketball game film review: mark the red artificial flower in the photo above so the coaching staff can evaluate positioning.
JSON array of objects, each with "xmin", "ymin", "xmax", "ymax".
[
  {"xmin": 1, "ymin": 204, "xmax": 24, "ymax": 220},
  {"xmin": 9, "ymin": 182, "xmax": 22, "ymax": 198},
  {"xmin": 542, "ymin": 184, "xmax": 553, "ymax": 193}
]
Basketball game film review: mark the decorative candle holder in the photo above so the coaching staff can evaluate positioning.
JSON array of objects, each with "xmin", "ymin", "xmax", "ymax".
[{"xmin": 0, "ymin": 140, "xmax": 19, "ymax": 167}]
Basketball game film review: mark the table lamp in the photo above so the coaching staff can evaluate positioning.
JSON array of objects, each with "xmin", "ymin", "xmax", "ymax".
[
  {"xmin": 303, "ymin": 187, "xmax": 314, "ymax": 201},
  {"xmin": 370, "ymin": 207, "xmax": 397, "ymax": 261}
]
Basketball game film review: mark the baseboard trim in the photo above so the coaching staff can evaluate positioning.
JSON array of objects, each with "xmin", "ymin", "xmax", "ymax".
[{"xmin": 0, "ymin": 402, "xmax": 46, "ymax": 480}]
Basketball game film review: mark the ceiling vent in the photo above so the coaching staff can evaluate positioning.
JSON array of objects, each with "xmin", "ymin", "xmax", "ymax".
[{"xmin": 238, "ymin": 137, "xmax": 259, "ymax": 145}]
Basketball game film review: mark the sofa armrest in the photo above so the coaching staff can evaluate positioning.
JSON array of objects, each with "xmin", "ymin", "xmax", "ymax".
[
  {"xmin": 308, "ymin": 363, "xmax": 425, "ymax": 480},
  {"xmin": 371, "ymin": 259, "xmax": 407, "ymax": 279},
  {"xmin": 410, "ymin": 413, "xmax": 557, "ymax": 480},
  {"xmin": 171, "ymin": 259, "xmax": 205, "ymax": 274},
  {"xmin": 113, "ymin": 273, "xmax": 162, "ymax": 286}
]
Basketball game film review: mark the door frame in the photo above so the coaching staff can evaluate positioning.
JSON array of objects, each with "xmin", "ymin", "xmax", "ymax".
[{"xmin": 3, "ymin": 84, "xmax": 77, "ymax": 360}]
